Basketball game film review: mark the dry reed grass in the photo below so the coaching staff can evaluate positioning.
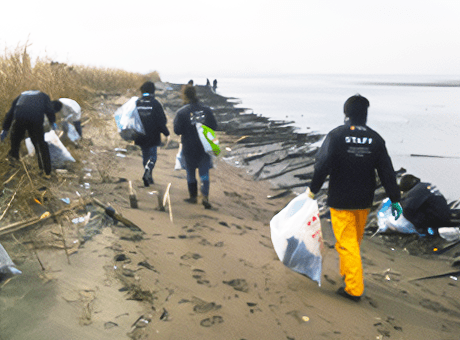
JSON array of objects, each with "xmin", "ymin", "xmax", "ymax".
[{"xmin": 0, "ymin": 43, "xmax": 161, "ymax": 224}]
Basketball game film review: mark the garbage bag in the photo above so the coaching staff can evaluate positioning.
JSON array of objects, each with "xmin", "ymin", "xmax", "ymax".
[
  {"xmin": 114, "ymin": 97, "xmax": 145, "ymax": 141},
  {"xmin": 270, "ymin": 192, "xmax": 323, "ymax": 285},
  {"xmin": 0, "ymin": 243, "xmax": 21, "ymax": 284},
  {"xmin": 174, "ymin": 144, "xmax": 186, "ymax": 170},
  {"xmin": 196, "ymin": 123, "xmax": 220, "ymax": 156},
  {"xmin": 62, "ymin": 121, "xmax": 81, "ymax": 142},
  {"xmin": 25, "ymin": 130, "xmax": 76, "ymax": 168},
  {"xmin": 376, "ymin": 198, "xmax": 419, "ymax": 234}
]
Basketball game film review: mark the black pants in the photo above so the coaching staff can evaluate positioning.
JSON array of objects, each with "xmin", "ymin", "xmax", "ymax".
[{"xmin": 9, "ymin": 120, "xmax": 51, "ymax": 175}]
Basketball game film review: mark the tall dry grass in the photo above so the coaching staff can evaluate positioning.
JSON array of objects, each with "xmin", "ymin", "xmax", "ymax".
[{"xmin": 0, "ymin": 43, "xmax": 160, "ymax": 120}]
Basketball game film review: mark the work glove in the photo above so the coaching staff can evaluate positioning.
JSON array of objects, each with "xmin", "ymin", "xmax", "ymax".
[
  {"xmin": 306, "ymin": 187, "xmax": 315, "ymax": 199},
  {"xmin": 391, "ymin": 202, "xmax": 403, "ymax": 220},
  {"xmin": 0, "ymin": 130, "xmax": 8, "ymax": 142},
  {"xmin": 52, "ymin": 123, "xmax": 58, "ymax": 131}
]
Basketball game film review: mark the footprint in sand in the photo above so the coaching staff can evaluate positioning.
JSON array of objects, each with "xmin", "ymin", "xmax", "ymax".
[
  {"xmin": 223, "ymin": 279, "xmax": 249, "ymax": 293},
  {"xmin": 192, "ymin": 269, "xmax": 210, "ymax": 286},
  {"xmin": 200, "ymin": 315, "xmax": 224, "ymax": 327}
]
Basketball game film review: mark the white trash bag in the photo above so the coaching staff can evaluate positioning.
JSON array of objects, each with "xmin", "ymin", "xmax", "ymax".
[
  {"xmin": 0, "ymin": 243, "xmax": 22, "ymax": 284},
  {"xmin": 114, "ymin": 97, "xmax": 145, "ymax": 141},
  {"xmin": 376, "ymin": 198, "xmax": 419, "ymax": 234},
  {"xmin": 270, "ymin": 192, "xmax": 323, "ymax": 285},
  {"xmin": 25, "ymin": 130, "xmax": 76, "ymax": 169}
]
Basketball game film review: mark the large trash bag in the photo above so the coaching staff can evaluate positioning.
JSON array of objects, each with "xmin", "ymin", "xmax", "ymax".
[
  {"xmin": 270, "ymin": 192, "xmax": 323, "ymax": 285},
  {"xmin": 25, "ymin": 130, "xmax": 76, "ymax": 168},
  {"xmin": 114, "ymin": 97, "xmax": 145, "ymax": 141},
  {"xmin": 377, "ymin": 198, "xmax": 419, "ymax": 234},
  {"xmin": 0, "ymin": 243, "xmax": 21, "ymax": 284}
]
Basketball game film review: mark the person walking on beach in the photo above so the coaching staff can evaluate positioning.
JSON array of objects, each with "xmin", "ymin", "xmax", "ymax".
[
  {"xmin": 1, "ymin": 90, "xmax": 58, "ymax": 178},
  {"xmin": 307, "ymin": 94, "xmax": 402, "ymax": 302},
  {"xmin": 174, "ymin": 85, "xmax": 217, "ymax": 209},
  {"xmin": 134, "ymin": 81, "xmax": 170, "ymax": 187}
]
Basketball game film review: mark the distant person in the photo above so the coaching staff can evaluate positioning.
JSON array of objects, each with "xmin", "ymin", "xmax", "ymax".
[
  {"xmin": 174, "ymin": 85, "xmax": 217, "ymax": 209},
  {"xmin": 399, "ymin": 174, "xmax": 452, "ymax": 236},
  {"xmin": 206, "ymin": 78, "xmax": 211, "ymax": 87},
  {"xmin": 188, "ymin": 79, "xmax": 194, "ymax": 86},
  {"xmin": 212, "ymin": 79, "xmax": 217, "ymax": 92},
  {"xmin": 52, "ymin": 98, "xmax": 83, "ymax": 137},
  {"xmin": 1, "ymin": 90, "xmax": 58, "ymax": 177},
  {"xmin": 307, "ymin": 94, "xmax": 402, "ymax": 302},
  {"xmin": 134, "ymin": 81, "xmax": 170, "ymax": 187}
]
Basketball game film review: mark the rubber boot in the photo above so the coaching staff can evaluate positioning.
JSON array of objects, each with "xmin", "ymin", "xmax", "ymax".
[
  {"xmin": 184, "ymin": 182, "xmax": 198, "ymax": 203},
  {"xmin": 202, "ymin": 196, "xmax": 212, "ymax": 209}
]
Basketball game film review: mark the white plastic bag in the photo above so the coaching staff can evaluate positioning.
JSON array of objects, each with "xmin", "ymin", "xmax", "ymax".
[
  {"xmin": 114, "ymin": 97, "xmax": 145, "ymax": 141},
  {"xmin": 0, "ymin": 243, "xmax": 22, "ymax": 284},
  {"xmin": 376, "ymin": 198, "xmax": 419, "ymax": 234},
  {"xmin": 270, "ymin": 193, "xmax": 323, "ymax": 285},
  {"xmin": 25, "ymin": 130, "xmax": 75, "ymax": 168},
  {"xmin": 174, "ymin": 144, "xmax": 186, "ymax": 170}
]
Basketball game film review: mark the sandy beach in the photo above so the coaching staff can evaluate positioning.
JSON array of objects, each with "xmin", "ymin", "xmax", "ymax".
[{"xmin": 1, "ymin": 83, "xmax": 460, "ymax": 340}]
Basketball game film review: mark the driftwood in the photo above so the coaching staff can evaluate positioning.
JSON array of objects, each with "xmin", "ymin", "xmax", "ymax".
[
  {"xmin": 91, "ymin": 198, "xmax": 143, "ymax": 232},
  {"xmin": 0, "ymin": 198, "xmax": 91, "ymax": 237}
]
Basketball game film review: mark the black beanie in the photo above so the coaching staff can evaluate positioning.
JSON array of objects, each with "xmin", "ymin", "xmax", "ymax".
[{"xmin": 344, "ymin": 94, "xmax": 369, "ymax": 125}]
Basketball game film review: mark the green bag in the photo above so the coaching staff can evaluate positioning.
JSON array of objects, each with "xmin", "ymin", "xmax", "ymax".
[{"xmin": 196, "ymin": 123, "xmax": 220, "ymax": 156}]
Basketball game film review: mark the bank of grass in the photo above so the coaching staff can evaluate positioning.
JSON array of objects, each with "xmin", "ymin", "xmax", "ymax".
[{"xmin": 0, "ymin": 44, "xmax": 160, "ymax": 119}]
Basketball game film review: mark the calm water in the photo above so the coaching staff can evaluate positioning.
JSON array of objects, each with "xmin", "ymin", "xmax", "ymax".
[
  {"xmin": 215, "ymin": 74, "xmax": 460, "ymax": 201},
  {"xmin": 174, "ymin": 74, "xmax": 460, "ymax": 200}
]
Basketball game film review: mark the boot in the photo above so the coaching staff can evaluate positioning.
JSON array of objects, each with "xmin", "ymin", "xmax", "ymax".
[
  {"xmin": 202, "ymin": 196, "xmax": 212, "ymax": 209},
  {"xmin": 142, "ymin": 168, "xmax": 150, "ymax": 187},
  {"xmin": 184, "ymin": 182, "xmax": 198, "ymax": 203}
]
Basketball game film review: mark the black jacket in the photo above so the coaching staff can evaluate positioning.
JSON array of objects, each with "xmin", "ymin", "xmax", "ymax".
[
  {"xmin": 134, "ymin": 95, "xmax": 169, "ymax": 147},
  {"xmin": 401, "ymin": 182, "xmax": 451, "ymax": 232},
  {"xmin": 309, "ymin": 121, "xmax": 400, "ymax": 209},
  {"xmin": 3, "ymin": 91, "xmax": 55, "ymax": 131},
  {"xmin": 173, "ymin": 102, "xmax": 217, "ymax": 168}
]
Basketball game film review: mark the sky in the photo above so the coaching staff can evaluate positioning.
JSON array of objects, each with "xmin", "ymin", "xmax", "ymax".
[{"xmin": 1, "ymin": 0, "xmax": 460, "ymax": 82}]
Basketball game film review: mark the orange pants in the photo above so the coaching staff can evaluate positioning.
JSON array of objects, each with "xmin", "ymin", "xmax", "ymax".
[{"xmin": 330, "ymin": 207, "xmax": 370, "ymax": 297}]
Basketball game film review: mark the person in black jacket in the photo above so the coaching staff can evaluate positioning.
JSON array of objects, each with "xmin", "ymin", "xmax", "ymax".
[
  {"xmin": 308, "ymin": 94, "xmax": 402, "ymax": 302},
  {"xmin": 399, "ymin": 174, "xmax": 451, "ymax": 235},
  {"xmin": 134, "ymin": 81, "xmax": 170, "ymax": 186},
  {"xmin": 174, "ymin": 85, "xmax": 217, "ymax": 209},
  {"xmin": 1, "ymin": 90, "xmax": 58, "ymax": 177}
]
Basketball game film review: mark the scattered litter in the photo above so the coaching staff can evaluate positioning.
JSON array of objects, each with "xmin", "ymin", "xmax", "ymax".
[
  {"xmin": 116, "ymin": 153, "xmax": 127, "ymax": 158},
  {"xmin": 114, "ymin": 148, "xmax": 127, "ymax": 152},
  {"xmin": 302, "ymin": 316, "xmax": 310, "ymax": 322},
  {"xmin": 61, "ymin": 198, "xmax": 71, "ymax": 204},
  {"xmin": 450, "ymin": 276, "xmax": 458, "ymax": 281}
]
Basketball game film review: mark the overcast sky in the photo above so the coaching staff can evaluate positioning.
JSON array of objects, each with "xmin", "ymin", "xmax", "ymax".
[{"xmin": 1, "ymin": 0, "xmax": 459, "ymax": 82}]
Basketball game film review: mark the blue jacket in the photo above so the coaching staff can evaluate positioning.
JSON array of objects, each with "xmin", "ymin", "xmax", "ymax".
[{"xmin": 309, "ymin": 121, "xmax": 401, "ymax": 209}]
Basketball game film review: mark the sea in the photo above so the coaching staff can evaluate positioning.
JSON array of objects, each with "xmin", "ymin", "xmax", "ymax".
[{"xmin": 174, "ymin": 74, "xmax": 460, "ymax": 201}]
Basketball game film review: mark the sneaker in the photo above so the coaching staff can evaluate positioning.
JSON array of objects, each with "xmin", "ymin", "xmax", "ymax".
[
  {"xmin": 43, "ymin": 174, "xmax": 51, "ymax": 180},
  {"xmin": 202, "ymin": 197, "xmax": 212, "ymax": 209},
  {"xmin": 336, "ymin": 287, "xmax": 361, "ymax": 302},
  {"xmin": 184, "ymin": 197, "xmax": 197, "ymax": 204}
]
